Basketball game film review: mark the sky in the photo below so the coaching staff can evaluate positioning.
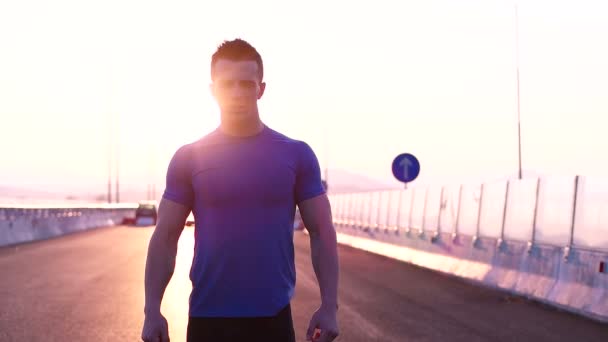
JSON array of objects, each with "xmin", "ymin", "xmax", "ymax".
[{"xmin": 1, "ymin": 0, "xmax": 607, "ymax": 200}]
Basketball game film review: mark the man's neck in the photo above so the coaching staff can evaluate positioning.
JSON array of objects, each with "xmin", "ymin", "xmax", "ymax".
[{"xmin": 219, "ymin": 113, "xmax": 265, "ymax": 137}]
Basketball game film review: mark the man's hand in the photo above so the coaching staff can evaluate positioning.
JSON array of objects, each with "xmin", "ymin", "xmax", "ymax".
[
  {"xmin": 306, "ymin": 304, "xmax": 339, "ymax": 341},
  {"xmin": 141, "ymin": 312, "xmax": 170, "ymax": 342}
]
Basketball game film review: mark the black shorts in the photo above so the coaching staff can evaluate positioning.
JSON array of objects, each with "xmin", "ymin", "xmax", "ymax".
[{"xmin": 187, "ymin": 303, "xmax": 296, "ymax": 342}]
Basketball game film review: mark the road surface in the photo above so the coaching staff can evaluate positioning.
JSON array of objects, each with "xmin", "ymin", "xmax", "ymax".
[{"xmin": 1, "ymin": 225, "xmax": 607, "ymax": 341}]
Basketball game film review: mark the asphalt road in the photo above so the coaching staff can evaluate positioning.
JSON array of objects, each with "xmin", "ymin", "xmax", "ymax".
[{"xmin": 1, "ymin": 225, "xmax": 607, "ymax": 341}]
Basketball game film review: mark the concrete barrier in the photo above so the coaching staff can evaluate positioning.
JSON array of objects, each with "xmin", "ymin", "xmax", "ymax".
[
  {"xmin": 0, "ymin": 205, "xmax": 138, "ymax": 247},
  {"xmin": 335, "ymin": 229, "xmax": 494, "ymax": 283},
  {"xmin": 484, "ymin": 239, "xmax": 529, "ymax": 290},
  {"xmin": 333, "ymin": 222, "xmax": 608, "ymax": 324},
  {"xmin": 548, "ymin": 248, "xmax": 608, "ymax": 322},
  {"xmin": 513, "ymin": 243, "xmax": 562, "ymax": 300}
]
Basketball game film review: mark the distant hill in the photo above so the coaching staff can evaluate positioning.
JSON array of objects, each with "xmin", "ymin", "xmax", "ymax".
[
  {"xmin": 325, "ymin": 169, "xmax": 401, "ymax": 194},
  {"xmin": 0, "ymin": 185, "xmax": 66, "ymax": 201},
  {"xmin": 5, "ymin": 168, "xmax": 601, "ymax": 205},
  {"xmin": 0, "ymin": 184, "xmax": 147, "ymax": 205},
  {"xmin": 1, "ymin": 168, "xmax": 398, "ymax": 204}
]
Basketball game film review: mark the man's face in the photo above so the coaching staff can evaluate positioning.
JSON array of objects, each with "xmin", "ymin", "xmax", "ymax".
[{"xmin": 210, "ymin": 59, "xmax": 265, "ymax": 119}]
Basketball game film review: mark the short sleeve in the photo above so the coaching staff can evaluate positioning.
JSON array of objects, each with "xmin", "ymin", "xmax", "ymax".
[
  {"xmin": 162, "ymin": 145, "xmax": 194, "ymax": 208},
  {"xmin": 294, "ymin": 142, "xmax": 326, "ymax": 204}
]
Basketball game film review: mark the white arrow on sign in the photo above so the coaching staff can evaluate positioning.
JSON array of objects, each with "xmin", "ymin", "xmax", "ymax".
[{"xmin": 399, "ymin": 157, "xmax": 413, "ymax": 181}]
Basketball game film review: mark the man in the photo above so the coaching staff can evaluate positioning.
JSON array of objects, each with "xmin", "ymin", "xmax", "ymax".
[{"xmin": 141, "ymin": 38, "xmax": 340, "ymax": 342}]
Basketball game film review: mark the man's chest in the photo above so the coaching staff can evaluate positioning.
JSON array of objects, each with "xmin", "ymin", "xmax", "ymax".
[{"xmin": 190, "ymin": 146, "xmax": 298, "ymax": 206}]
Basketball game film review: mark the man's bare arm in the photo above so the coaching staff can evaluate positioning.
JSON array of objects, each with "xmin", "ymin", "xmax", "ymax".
[
  {"xmin": 143, "ymin": 198, "xmax": 190, "ymax": 315},
  {"xmin": 298, "ymin": 194, "xmax": 339, "ymax": 310}
]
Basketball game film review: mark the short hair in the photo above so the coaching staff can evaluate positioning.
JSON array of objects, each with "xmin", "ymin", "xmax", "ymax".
[{"xmin": 211, "ymin": 38, "xmax": 264, "ymax": 81}]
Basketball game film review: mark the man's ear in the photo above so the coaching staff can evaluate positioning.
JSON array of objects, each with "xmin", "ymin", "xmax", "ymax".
[{"xmin": 258, "ymin": 82, "xmax": 266, "ymax": 99}]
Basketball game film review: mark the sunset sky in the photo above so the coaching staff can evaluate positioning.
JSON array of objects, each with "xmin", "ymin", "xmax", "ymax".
[{"xmin": 1, "ymin": 0, "xmax": 607, "ymax": 200}]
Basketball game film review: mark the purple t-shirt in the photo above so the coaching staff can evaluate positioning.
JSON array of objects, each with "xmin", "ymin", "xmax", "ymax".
[{"xmin": 162, "ymin": 125, "xmax": 325, "ymax": 317}]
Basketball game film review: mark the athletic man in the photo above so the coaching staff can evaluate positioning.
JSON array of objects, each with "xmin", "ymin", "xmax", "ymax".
[{"xmin": 141, "ymin": 38, "xmax": 340, "ymax": 342}]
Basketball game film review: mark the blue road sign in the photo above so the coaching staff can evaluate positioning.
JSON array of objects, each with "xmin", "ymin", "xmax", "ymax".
[{"xmin": 392, "ymin": 153, "xmax": 420, "ymax": 183}]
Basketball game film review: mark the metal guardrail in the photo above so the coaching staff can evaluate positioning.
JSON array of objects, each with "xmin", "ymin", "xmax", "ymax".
[{"xmin": 329, "ymin": 175, "xmax": 608, "ymax": 252}]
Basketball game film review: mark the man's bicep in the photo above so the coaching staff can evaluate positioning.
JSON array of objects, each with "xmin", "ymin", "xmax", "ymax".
[
  {"xmin": 298, "ymin": 194, "xmax": 333, "ymax": 236},
  {"xmin": 155, "ymin": 198, "xmax": 191, "ymax": 242}
]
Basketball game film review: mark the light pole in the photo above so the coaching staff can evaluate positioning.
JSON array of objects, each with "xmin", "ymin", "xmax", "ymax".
[
  {"xmin": 107, "ymin": 107, "xmax": 113, "ymax": 203},
  {"xmin": 323, "ymin": 126, "xmax": 329, "ymax": 190},
  {"xmin": 115, "ymin": 139, "xmax": 120, "ymax": 203},
  {"xmin": 148, "ymin": 141, "xmax": 156, "ymax": 201},
  {"xmin": 515, "ymin": 4, "xmax": 523, "ymax": 180},
  {"xmin": 107, "ymin": 132, "xmax": 112, "ymax": 203},
  {"xmin": 107, "ymin": 65, "xmax": 117, "ymax": 203}
]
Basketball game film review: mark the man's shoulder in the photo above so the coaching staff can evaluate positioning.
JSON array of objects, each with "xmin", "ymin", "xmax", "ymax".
[
  {"xmin": 175, "ymin": 129, "xmax": 221, "ymax": 153},
  {"xmin": 167, "ymin": 131, "xmax": 218, "ymax": 168},
  {"xmin": 192, "ymin": 129, "xmax": 224, "ymax": 147},
  {"xmin": 264, "ymin": 128, "xmax": 320, "ymax": 170},
  {"xmin": 265, "ymin": 126, "xmax": 310, "ymax": 150}
]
